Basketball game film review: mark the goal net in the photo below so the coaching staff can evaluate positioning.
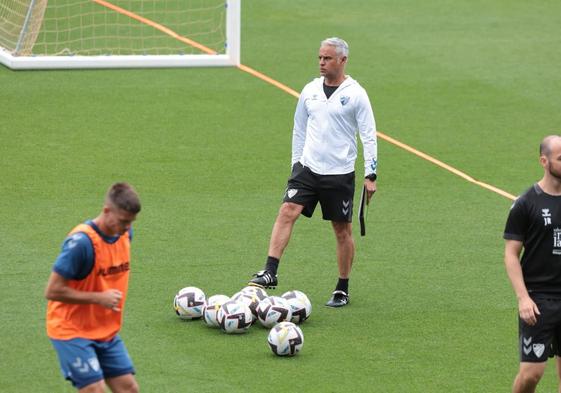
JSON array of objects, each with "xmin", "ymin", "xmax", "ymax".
[{"xmin": 0, "ymin": 0, "xmax": 240, "ymax": 69}]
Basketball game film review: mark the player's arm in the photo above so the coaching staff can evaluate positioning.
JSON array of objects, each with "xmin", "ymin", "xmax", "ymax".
[
  {"xmin": 45, "ymin": 271, "xmax": 122, "ymax": 311},
  {"xmin": 504, "ymin": 239, "xmax": 540, "ymax": 325},
  {"xmin": 291, "ymin": 91, "xmax": 308, "ymax": 166},
  {"xmin": 356, "ymin": 89, "xmax": 377, "ymax": 201},
  {"xmin": 44, "ymin": 232, "xmax": 122, "ymax": 311}
]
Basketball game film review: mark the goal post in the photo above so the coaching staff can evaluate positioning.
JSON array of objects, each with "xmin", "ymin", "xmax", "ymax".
[{"xmin": 0, "ymin": 0, "xmax": 240, "ymax": 70}]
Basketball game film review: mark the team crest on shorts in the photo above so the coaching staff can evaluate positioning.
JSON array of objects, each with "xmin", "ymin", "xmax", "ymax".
[
  {"xmin": 287, "ymin": 189, "xmax": 298, "ymax": 199},
  {"xmin": 533, "ymin": 343, "xmax": 545, "ymax": 358},
  {"xmin": 88, "ymin": 357, "xmax": 100, "ymax": 372}
]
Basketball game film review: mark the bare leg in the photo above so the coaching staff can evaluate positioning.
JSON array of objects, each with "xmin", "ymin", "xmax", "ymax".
[
  {"xmin": 267, "ymin": 202, "xmax": 304, "ymax": 259},
  {"xmin": 78, "ymin": 380, "xmax": 106, "ymax": 393},
  {"xmin": 513, "ymin": 362, "xmax": 547, "ymax": 393},
  {"xmin": 331, "ymin": 221, "xmax": 354, "ymax": 279},
  {"xmin": 106, "ymin": 374, "xmax": 139, "ymax": 393}
]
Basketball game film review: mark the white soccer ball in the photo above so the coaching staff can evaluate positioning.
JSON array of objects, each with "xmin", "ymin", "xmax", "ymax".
[
  {"xmin": 256, "ymin": 296, "xmax": 293, "ymax": 328},
  {"xmin": 203, "ymin": 303, "xmax": 222, "ymax": 327},
  {"xmin": 217, "ymin": 301, "xmax": 253, "ymax": 334},
  {"xmin": 231, "ymin": 291, "xmax": 262, "ymax": 322},
  {"xmin": 267, "ymin": 321, "xmax": 304, "ymax": 356},
  {"xmin": 173, "ymin": 287, "xmax": 206, "ymax": 320},
  {"xmin": 203, "ymin": 294, "xmax": 230, "ymax": 327},
  {"xmin": 240, "ymin": 285, "xmax": 268, "ymax": 301},
  {"xmin": 207, "ymin": 294, "xmax": 230, "ymax": 305},
  {"xmin": 281, "ymin": 290, "xmax": 312, "ymax": 324}
]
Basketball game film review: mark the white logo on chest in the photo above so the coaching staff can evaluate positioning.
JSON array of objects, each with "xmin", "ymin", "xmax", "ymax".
[{"xmin": 542, "ymin": 209, "xmax": 552, "ymax": 226}]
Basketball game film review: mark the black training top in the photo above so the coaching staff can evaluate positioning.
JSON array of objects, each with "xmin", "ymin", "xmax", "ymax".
[{"xmin": 504, "ymin": 183, "xmax": 561, "ymax": 294}]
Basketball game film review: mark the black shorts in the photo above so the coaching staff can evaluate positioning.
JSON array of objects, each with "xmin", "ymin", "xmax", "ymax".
[
  {"xmin": 282, "ymin": 162, "xmax": 355, "ymax": 222},
  {"xmin": 519, "ymin": 294, "xmax": 561, "ymax": 362}
]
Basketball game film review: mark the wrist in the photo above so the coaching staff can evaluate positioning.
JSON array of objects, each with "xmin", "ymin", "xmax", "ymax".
[
  {"xmin": 365, "ymin": 173, "xmax": 377, "ymax": 181},
  {"xmin": 91, "ymin": 292, "xmax": 102, "ymax": 305},
  {"xmin": 516, "ymin": 291, "xmax": 531, "ymax": 302}
]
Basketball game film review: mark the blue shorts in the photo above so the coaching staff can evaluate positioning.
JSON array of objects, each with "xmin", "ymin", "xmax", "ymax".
[{"xmin": 50, "ymin": 335, "xmax": 135, "ymax": 389}]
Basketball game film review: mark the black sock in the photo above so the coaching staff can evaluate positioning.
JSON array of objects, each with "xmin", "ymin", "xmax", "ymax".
[
  {"xmin": 335, "ymin": 278, "xmax": 349, "ymax": 294},
  {"xmin": 265, "ymin": 256, "xmax": 279, "ymax": 275}
]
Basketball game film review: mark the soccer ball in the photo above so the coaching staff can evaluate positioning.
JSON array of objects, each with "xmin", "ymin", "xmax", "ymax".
[
  {"xmin": 203, "ymin": 294, "xmax": 230, "ymax": 327},
  {"xmin": 203, "ymin": 304, "xmax": 222, "ymax": 327},
  {"xmin": 256, "ymin": 296, "xmax": 293, "ymax": 328},
  {"xmin": 282, "ymin": 290, "xmax": 312, "ymax": 324},
  {"xmin": 240, "ymin": 285, "xmax": 268, "ymax": 301},
  {"xmin": 207, "ymin": 294, "xmax": 230, "ymax": 306},
  {"xmin": 217, "ymin": 301, "xmax": 253, "ymax": 334},
  {"xmin": 173, "ymin": 287, "xmax": 206, "ymax": 320},
  {"xmin": 267, "ymin": 321, "xmax": 304, "ymax": 356},
  {"xmin": 231, "ymin": 290, "xmax": 262, "ymax": 322}
]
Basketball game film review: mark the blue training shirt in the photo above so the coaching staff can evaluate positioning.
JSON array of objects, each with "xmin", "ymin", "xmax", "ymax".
[{"xmin": 52, "ymin": 220, "xmax": 133, "ymax": 280}]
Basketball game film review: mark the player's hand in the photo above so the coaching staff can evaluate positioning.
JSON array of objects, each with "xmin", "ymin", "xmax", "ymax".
[
  {"xmin": 364, "ymin": 179, "xmax": 377, "ymax": 204},
  {"xmin": 518, "ymin": 296, "xmax": 540, "ymax": 326},
  {"xmin": 97, "ymin": 289, "xmax": 123, "ymax": 312}
]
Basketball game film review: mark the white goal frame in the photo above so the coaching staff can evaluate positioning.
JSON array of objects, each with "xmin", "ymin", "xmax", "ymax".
[{"xmin": 0, "ymin": 0, "xmax": 240, "ymax": 70}]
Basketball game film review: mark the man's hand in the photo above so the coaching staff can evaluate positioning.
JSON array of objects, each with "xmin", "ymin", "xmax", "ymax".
[
  {"xmin": 364, "ymin": 179, "xmax": 377, "ymax": 204},
  {"xmin": 519, "ymin": 296, "xmax": 540, "ymax": 326},
  {"xmin": 96, "ymin": 289, "xmax": 123, "ymax": 312}
]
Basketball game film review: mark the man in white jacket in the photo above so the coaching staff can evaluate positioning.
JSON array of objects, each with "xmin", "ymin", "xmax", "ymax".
[{"xmin": 249, "ymin": 37, "xmax": 378, "ymax": 307}]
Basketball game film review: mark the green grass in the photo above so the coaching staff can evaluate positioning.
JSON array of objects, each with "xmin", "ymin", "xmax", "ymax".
[{"xmin": 2, "ymin": 0, "xmax": 561, "ymax": 391}]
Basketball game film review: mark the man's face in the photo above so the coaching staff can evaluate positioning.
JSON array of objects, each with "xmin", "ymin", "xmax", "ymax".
[
  {"xmin": 547, "ymin": 154, "xmax": 561, "ymax": 180},
  {"xmin": 104, "ymin": 205, "xmax": 137, "ymax": 236},
  {"xmin": 318, "ymin": 45, "xmax": 346, "ymax": 81}
]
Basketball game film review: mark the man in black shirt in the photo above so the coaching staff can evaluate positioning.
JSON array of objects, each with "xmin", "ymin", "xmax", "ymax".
[{"xmin": 504, "ymin": 135, "xmax": 561, "ymax": 392}]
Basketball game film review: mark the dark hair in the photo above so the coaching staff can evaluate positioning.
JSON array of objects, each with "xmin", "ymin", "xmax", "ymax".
[{"xmin": 106, "ymin": 182, "xmax": 141, "ymax": 214}]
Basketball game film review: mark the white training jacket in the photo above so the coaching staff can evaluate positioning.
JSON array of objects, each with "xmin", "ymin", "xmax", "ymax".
[{"xmin": 292, "ymin": 75, "xmax": 377, "ymax": 176}]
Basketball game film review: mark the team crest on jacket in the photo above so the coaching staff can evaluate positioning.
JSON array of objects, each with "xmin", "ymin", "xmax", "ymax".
[{"xmin": 340, "ymin": 96, "xmax": 350, "ymax": 106}]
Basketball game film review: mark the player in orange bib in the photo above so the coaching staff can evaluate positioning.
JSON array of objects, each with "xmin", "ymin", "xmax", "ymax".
[{"xmin": 45, "ymin": 183, "xmax": 141, "ymax": 393}]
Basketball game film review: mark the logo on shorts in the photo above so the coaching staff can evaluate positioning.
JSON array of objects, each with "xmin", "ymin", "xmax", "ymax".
[
  {"xmin": 523, "ymin": 337, "xmax": 532, "ymax": 355},
  {"xmin": 287, "ymin": 189, "xmax": 298, "ymax": 199},
  {"xmin": 522, "ymin": 337, "xmax": 545, "ymax": 358},
  {"xmin": 72, "ymin": 357, "xmax": 90, "ymax": 373},
  {"xmin": 88, "ymin": 357, "xmax": 100, "ymax": 372},
  {"xmin": 533, "ymin": 343, "xmax": 545, "ymax": 358},
  {"xmin": 342, "ymin": 200, "xmax": 350, "ymax": 216}
]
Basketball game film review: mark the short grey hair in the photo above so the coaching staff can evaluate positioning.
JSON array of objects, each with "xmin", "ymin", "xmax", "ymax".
[{"xmin": 321, "ymin": 37, "xmax": 349, "ymax": 58}]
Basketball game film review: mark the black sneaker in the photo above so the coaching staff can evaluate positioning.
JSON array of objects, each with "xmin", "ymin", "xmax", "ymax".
[
  {"xmin": 325, "ymin": 290, "xmax": 349, "ymax": 307},
  {"xmin": 248, "ymin": 270, "xmax": 278, "ymax": 289}
]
